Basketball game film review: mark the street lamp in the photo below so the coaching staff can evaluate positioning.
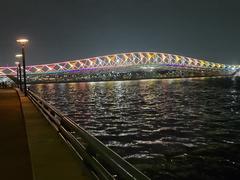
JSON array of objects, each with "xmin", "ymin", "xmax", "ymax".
[
  {"xmin": 16, "ymin": 38, "xmax": 29, "ymax": 96},
  {"xmin": 15, "ymin": 54, "xmax": 23, "ymax": 91},
  {"xmin": 15, "ymin": 61, "xmax": 20, "ymax": 89}
]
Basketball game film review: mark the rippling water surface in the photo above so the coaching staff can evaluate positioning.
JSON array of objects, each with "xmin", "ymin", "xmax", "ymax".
[{"xmin": 30, "ymin": 77, "xmax": 240, "ymax": 179}]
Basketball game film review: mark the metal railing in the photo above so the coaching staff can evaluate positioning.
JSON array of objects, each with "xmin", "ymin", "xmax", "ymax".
[{"xmin": 27, "ymin": 89, "xmax": 150, "ymax": 180}]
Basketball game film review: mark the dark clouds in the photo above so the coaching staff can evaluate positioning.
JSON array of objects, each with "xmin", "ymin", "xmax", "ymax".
[{"xmin": 0, "ymin": 0, "xmax": 240, "ymax": 66}]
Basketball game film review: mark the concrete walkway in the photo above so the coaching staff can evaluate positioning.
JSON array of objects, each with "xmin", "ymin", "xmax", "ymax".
[
  {"xmin": 0, "ymin": 89, "xmax": 33, "ymax": 180},
  {"xmin": 0, "ymin": 88, "xmax": 95, "ymax": 180}
]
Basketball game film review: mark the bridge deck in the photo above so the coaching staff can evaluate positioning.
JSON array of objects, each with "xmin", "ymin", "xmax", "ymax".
[{"xmin": 0, "ymin": 88, "xmax": 94, "ymax": 180}]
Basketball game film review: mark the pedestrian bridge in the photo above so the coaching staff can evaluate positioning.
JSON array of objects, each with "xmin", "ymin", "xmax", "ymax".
[{"xmin": 0, "ymin": 52, "xmax": 239, "ymax": 82}]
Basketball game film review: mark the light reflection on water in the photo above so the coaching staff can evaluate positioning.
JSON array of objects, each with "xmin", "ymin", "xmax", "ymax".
[{"xmin": 30, "ymin": 77, "xmax": 240, "ymax": 179}]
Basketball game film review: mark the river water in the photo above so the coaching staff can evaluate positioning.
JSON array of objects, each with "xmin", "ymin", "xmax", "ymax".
[{"xmin": 30, "ymin": 77, "xmax": 240, "ymax": 180}]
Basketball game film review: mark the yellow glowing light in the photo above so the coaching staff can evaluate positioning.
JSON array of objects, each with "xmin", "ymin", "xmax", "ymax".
[
  {"xmin": 107, "ymin": 57, "xmax": 111, "ymax": 63},
  {"xmin": 90, "ymin": 61, "xmax": 93, "ymax": 66},
  {"xmin": 175, "ymin": 56, "xmax": 181, "ymax": 62},
  {"xmin": 123, "ymin": 54, "xmax": 129, "ymax": 61},
  {"xmin": 15, "ymin": 54, "xmax": 23, "ymax": 58},
  {"xmin": 69, "ymin": 62, "xmax": 75, "ymax": 67},
  {"xmin": 199, "ymin": 60, "xmax": 206, "ymax": 67},
  {"xmin": 147, "ymin": 53, "xmax": 155, "ymax": 60},
  {"xmin": 16, "ymin": 39, "xmax": 29, "ymax": 45},
  {"xmin": 188, "ymin": 58, "xmax": 192, "ymax": 64},
  {"xmin": 109, "ymin": 56, "xmax": 116, "ymax": 62}
]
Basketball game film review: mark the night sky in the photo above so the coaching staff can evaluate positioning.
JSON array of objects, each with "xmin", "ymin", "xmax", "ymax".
[{"xmin": 0, "ymin": 0, "xmax": 240, "ymax": 66}]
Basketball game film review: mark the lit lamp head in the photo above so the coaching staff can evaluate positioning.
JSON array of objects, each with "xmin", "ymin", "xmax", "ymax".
[
  {"xmin": 15, "ymin": 61, "xmax": 20, "ymax": 65},
  {"xmin": 15, "ymin": 54, "xmax": 23, "ymax": 58},
  {"xmin": 16, "ymin": 39, "xmax": 29, "ymax": 46}
]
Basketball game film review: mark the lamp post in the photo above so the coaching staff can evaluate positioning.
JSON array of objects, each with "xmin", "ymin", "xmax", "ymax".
[
  {"xmin": 16, "ymin": 39, "xmax": 29, "ymax": 96},
  {"xmin": 15, "ymin": 61, "xmax": 19, "ymax": 88},
  {"xmin": 15, "ymin": 54, "xmax": 23, "ymax": 91}
]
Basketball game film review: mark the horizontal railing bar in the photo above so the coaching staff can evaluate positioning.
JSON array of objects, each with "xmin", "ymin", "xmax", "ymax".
[
  {"xmin": 28, "ymin": 92, "xmax": 60, "ymax": 131},
  {"xmin": 62, "ymin": 120, "xmax": 136, "ymax": 179},
  {"xmin": 61, "ymin": 116, "xmax": 149, "ymax": 180},
  {"xmin": 59, "ymin": 126, "xmax": 114, "ymax": 180}
]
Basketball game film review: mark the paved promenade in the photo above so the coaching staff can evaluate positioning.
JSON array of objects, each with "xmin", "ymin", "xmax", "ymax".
[
  {"xmin": 0, "ymin": 89, "xmax": 33, "ymax": 180},
  {"xmin": 0, "ymin": 88, "xmax": 94, "ymax": 180}
]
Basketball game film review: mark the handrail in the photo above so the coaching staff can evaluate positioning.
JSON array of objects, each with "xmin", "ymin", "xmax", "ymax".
[{"xmin": 27, "ymin": 89, "xmax": 150, "ymax": 180}]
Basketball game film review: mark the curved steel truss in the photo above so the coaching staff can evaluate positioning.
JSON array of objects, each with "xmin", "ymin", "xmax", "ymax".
[{"xmin": 0, "ymin": 52, "xmax": 239, "ymax": 76}]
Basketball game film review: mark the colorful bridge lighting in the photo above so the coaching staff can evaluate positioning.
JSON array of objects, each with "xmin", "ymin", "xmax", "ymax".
[{"xmin": 0, "ymin": 52, "xmax": 239, "ymax": 76}]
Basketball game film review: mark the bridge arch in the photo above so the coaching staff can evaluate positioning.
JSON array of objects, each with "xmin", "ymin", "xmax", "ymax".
[{"xmin": 0, "ymin": 52, "xmax": 239, "ymax": 76}]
